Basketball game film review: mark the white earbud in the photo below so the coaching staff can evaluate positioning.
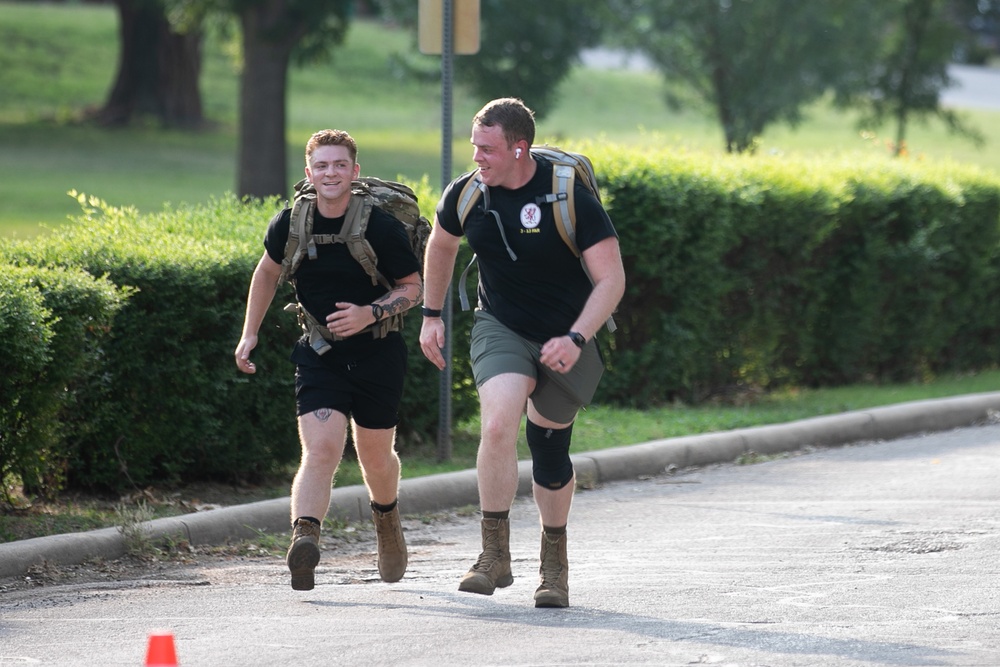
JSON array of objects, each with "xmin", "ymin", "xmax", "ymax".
[{"xmin": 515, "ymin": 148, "xmax": 522, "ymax": 159}]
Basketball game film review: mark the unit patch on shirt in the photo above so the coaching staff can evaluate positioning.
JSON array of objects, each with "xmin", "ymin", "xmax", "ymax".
[{"xmin": 520, "ymin": 202, "xmax": 542, "ymax": 230}]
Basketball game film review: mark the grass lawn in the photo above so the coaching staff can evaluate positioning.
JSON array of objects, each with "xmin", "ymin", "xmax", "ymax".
[{"xmin": 1, "ymin": 2, "xmax": 999, "ymax": 237}]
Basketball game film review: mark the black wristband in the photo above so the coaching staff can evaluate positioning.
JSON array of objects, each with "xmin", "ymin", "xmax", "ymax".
[
  {"xmin": 371, "ymin": 303, "xmax": 385, "ymax": 322},
  {"xmin": 421, "ymin": 306, "xmax": 443, "ymax": 318},
  {"xmin": 568, "ymin": 331, "xmax": 586, "ymax": 348}
]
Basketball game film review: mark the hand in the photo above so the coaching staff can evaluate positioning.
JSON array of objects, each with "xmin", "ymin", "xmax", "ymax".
[
  {"xmin": 326, "ymin": 302, "xmax": 374, "ymax": 338},
  {"xmin": 540, "ymin": 335, "xmax": 581, "ymax": 374},
  {"xmin": 234, "ymin": 336, "xmax": 258, "ymax": 374},
  {"xmin": 419, "ymin": 317, "xmax": 447, "ymax": 370}
]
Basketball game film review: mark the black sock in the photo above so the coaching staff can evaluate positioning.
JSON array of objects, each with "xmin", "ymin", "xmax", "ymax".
[
  {"xmin": 371, "ymin": 499, "xmax": 398, "ymax": 513},
  {"xmin": 542, "ymin": 524, "xmax": 566, "ymax": 535},
  {"xmin": 483, "ymin": 510, "xmax": 509, "ymax": 520},
  {"xmin": 294, "ymin": 516, "xmax": 321, "ymax": 528}
]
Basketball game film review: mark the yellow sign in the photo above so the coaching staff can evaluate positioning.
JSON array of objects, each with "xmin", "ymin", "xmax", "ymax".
[{"xmin": 418, "ymin": 0, "xmax": 481, "ymax": 55}]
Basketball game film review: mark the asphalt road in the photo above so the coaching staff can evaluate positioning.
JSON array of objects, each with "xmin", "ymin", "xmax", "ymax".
[{"xmin": 2, "ymin": 420, "xmax": 998, "ymax": 666}]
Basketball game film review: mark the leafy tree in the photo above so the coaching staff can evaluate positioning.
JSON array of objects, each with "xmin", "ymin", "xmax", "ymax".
[
  {"xmin": 841, "ymin": 0, "xmax": 984, "ymax": 155},
  {"xmin": 950, "ymin": 0, "xmax": 1000, "ymax": 63},
  {"xmin": 602, "ymin": 0, "xmax": 881, "ymax": 153},
  {"xmin": 378, "ymin": 0, "xmax": 604, "ymax": 120},
  {"xmin": 454, "ymin": 0, "xmax": 603, "ymax": 120},
  {"xmin": 95, "ymin": 0, "xmax": 206, "ymax": 128}
]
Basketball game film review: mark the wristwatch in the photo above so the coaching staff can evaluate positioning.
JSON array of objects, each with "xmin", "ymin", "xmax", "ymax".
[
  {"xmin": 568, "ymin": 331, "xmax": 586, "ymax": 348},
  {"xmin": 371, "ymin": 303, "xmax": 385, "ymax": 323}
]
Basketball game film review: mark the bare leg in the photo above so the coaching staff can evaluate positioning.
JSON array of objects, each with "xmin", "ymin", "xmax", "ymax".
[
  {"xmin": 286, "ymin": 407, "xmax": 348, "ymax": 591},
  {"xmin": 476, "ymin": 373, "xmax": 534, "ymax": 511},
  {"xmin": 353, "ymin": 423, "xmax": 401, "ymax": 506},
  {"xmin": 291, "ymin": 408, "xmax": 349, "ymax": 523}
]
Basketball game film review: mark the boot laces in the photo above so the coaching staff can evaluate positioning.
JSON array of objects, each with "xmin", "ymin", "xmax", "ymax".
[
  {"xmin": 539, "ymin": 537, "xmax": 564, "ymax": 585},
  {"xmin": 293, "ymin": 520, "xmax": 321, "ymax": 541},
  {"xmin": 471, "ymin": 531, "xmax": 503, "ymax": 572},
  {"xmin": 375, "ymin": 511, "xmax": 403, "ymax": 550}
]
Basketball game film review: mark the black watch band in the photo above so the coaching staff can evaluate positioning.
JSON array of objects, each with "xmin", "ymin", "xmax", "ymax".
[
  {"xmin": 371, "ymin": 303, "xmax": 385, "ymax": 323},
  {"xmin": 421, "ymin": 306, "xmax": 443, "ymax": 318},
  {"xmin": 568, "ymin": 331, "xmax": 586, "ymax": 348}
]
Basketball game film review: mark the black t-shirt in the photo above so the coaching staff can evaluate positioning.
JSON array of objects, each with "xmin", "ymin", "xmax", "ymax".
[
  {"xmin": 436, "ymin": 157, "xmax": 618, "ymax": 342},
  {"xmin": 264, "ymin": 204, "xmax": 421, "ymax": 363}
]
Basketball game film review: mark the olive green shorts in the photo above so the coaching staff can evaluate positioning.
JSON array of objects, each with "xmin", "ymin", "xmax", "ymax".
[{"xmin": 469, "ymin": 310, "xmax": 604, "ymax": 424}]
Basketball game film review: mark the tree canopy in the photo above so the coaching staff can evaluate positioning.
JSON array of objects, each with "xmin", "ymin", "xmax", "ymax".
[{"xmin": 602, "ymin": 0, "xmax": 883, "ymax": 153}]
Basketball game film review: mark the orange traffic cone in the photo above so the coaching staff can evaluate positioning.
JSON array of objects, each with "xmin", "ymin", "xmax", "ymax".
[{"xmin": 145, "ymin": 631, "xmax": 178, "ymax": 666}]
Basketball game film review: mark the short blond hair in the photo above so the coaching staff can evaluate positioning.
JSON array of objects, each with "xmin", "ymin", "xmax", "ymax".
[{"xmin": 305, "ymin": 129, "xmax": 358, "ymax": 164}]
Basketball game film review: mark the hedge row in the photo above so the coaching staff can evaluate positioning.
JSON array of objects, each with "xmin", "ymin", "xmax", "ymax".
[
  {"xmin": 1, "ymin": 186, "xmax": 477, "ymax": 496},
  {"xmin": 590, "ymin": 144, "xmax": 1000, "ymax": 404},
  {"xmin": 3, "ymin": 148, "xmax": 999, "ymax": 496},
  {"xmin": 1, "ymin": 264, "xmax": 126, "ymax": 498}
]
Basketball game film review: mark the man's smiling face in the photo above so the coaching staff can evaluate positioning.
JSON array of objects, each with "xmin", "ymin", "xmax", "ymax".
[{"xmin": 306, "ymin": 144, "xmax": 359, "ymax": 205}]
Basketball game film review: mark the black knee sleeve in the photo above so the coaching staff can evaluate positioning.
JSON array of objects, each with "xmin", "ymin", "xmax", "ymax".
[{"xmin": 526, "ymin": 419, "xmax": 574, "ymax": 490}]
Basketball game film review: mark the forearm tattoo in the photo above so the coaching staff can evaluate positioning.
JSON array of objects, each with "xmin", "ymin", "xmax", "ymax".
[{"xmin": 380, "ymin": 283, "xmax": 423, "ymax": 316}]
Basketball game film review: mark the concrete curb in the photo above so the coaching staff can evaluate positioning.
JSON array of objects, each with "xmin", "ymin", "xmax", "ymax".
[{"xmin": 3, "ymin": 391, "xmax": 999, "ymax": 579}]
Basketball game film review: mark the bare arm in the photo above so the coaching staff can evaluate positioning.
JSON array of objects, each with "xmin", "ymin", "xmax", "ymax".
[
  {"xmin": 326, "ymin": 271, "xmax": 424, "ymax": 338},
  {"xmin": 234, "ymin": 252, "xmax": 283, "ymax": 374},
  {"xmin": 418, "ymin": 219, "xmax": 463, "ymax": 370},
  {"xmin": 539, "ymin": 236, "xmax": 626, "ymax": 373}
]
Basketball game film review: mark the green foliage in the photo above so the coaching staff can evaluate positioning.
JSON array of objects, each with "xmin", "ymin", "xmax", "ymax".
[
  {"xmin": 588, "ymin": 142, "xmax": 1000, "ymax": 405},
  {"xmin": 0, "ymin": 263, "xmax": 126, "ymax": 500},
  {"xmin": 602, "ymin": 0, "xmax": 884, "ymax": 153},
  {"xmin": 0, "ymin": 272, "xmax": 53, "ymax": 500},
  {"xmin": 0, "ymin": 187, "xmax": 480, "ymax": 494},
  {"xmin": 844, "ymin": 0, "xmax": 985, "ymax": 153},
  {"xmin": 2, "ymin": 194, "xmax": 295, "ymax": 492},
  {"xmin": 453, "ymin": 0, "xmax": 603, "ymax": 120}
]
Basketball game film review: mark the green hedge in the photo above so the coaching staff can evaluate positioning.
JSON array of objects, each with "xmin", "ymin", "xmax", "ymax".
[
  {"xmin": 1, "ymin": 187, "xmax": 478, "ymax": 495},
  {"xmin": 3, "ymin": 148, "xmax": 999, "ymax": 495},
  {"xmin": 0, "ymin": 264, "xmax": 126, "ymax": 498},
  {"xmin": 587, "ymin": 144, "xmax": 1000, "ymax": 404}
]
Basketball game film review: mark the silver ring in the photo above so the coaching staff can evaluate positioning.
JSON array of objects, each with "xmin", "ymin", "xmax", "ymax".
[{"xmin": 558, "ymin": 361, "xmax": 566, "ymax": 367}]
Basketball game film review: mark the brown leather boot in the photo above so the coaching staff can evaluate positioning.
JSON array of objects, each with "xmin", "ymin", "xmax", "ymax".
[
  {"xmin": 371, "ymin": 503, "xmax": 408, "ymax": 583},
  {"xmin": 534, "ymin": 530, "xmax": 569, "ymax": 608},
  {"xmin": 286, "ymin": 518, "xmax": 321, "ymax": 591},
  {"xmin": 459, "ymin": 517, "xmax": 514, "ymax": 595}
]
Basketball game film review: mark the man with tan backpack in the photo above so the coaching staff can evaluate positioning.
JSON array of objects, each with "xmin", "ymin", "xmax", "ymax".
[
  {"xmin": 420, "ymin": 98, "xmax": 625, "ymax": 608},
  {"xmin": 235, "ymin": 129, "xmax": 425, "ymax": 590}
]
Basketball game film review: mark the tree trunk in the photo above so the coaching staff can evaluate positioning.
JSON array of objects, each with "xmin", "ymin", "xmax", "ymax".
[
  {"xmin": 159, "ymin": 25, "xmax": 204, "ymax": 128},
  {"xmin": 237, "ymin": 2, "xmax": 306, "ymax": 200},
  {"xmin": 96, "ymin": 0, "xmax": 204, "ymax": 128}
]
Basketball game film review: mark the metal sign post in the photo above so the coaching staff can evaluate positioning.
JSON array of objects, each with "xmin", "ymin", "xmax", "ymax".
[{"xmin": 418, "ymin": 0, "xmax": 480, "ymax": 461}]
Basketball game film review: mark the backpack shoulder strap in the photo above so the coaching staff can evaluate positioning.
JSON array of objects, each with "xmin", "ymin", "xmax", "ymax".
[
  {"xmin": 534, "ymin": 150, "xmax": 617, "ymax": 333},
  {"xmin": 278, "ymin": 179, "xmax": 316, "ymax": 286},
  {"xmin": 340, "ymin": 192, "xmax": 391, "ymax": 290},
  {"xmin": 456, "ymin": 174, "xmax": 486, "ymax": 230},
  {"xmin": 549, "ymin": 163, "xmax": 580, "ymax": 257},
  {"xmin": 456, "ymin": 174, "xmax": 488, "ymax": 311}
]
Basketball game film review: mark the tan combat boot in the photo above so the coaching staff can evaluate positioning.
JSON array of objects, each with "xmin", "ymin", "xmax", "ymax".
[
  {"xmin": 533, "ymin": 530, "xmax": 569, "ymax": 608},
  {"xmin": 459, "ymin": 517, "xmax": 514, "ymax": 595},
  {"xmin": 286, "ymin": 518, "xmax": 321, "ymax": 591},
  {"xmin": 372, "ymin": 503, "xmax": 408, "ymax": 583}
]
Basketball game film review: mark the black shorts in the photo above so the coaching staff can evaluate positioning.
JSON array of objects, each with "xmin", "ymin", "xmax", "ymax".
[{"xmin": 294, "ymin": 335, "xmax": 407, "ymax": 429}]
